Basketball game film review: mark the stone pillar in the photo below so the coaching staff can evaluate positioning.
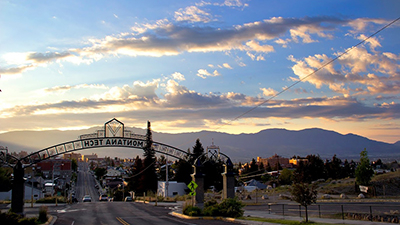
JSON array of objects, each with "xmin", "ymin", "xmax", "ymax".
[
  {"xmin": 191, "ymin": 159, "xmax": 204, "ymax": 207},
  {"xmin": 222, "ymin": 158, "xmax": 235, "ymax": 199},
  {"xmin": 11, "ymin": 161, "xmax": 25, "ymax": 215}
]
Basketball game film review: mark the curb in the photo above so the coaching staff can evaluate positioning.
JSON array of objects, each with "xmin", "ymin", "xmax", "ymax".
[
  {"xmin": 170, "ymin": 211, "xmax": 236, "ymax": 222},
  {"xmin": 43, "ymin": 215, "xmax": 57, "ymax": 225}
]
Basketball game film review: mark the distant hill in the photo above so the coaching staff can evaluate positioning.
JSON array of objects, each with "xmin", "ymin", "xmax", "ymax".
[{"xmin": 0, "ymin": 127, "xmax": 399, "ymax": 162}]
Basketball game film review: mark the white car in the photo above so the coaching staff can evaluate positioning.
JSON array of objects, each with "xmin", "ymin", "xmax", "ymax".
[
  {"xmin": 82, "ymin": 195, "xmax": 92, "ymax": 202},
  {"xmin": 99, "ymin": 194, "xmax": 109, "ymax": 201}
]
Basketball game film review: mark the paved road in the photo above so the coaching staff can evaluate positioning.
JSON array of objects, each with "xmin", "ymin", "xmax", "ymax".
[
  {"xmin": 75, "ymin": 162, "xmax": 100, "ymax": 202},
  {"xmin": 55, "ymin": 202, "xmax": 238, "ymax": 225},
  {"xmin": 51, "ymin": 162, "xmax": 237, "ymax": 224}
]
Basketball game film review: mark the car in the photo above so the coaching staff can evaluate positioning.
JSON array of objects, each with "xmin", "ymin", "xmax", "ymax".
[
  {"xmin": 99, "ymin": 194, "xmax": 108, "ymax": 201},
  {"xmin": 82, "ymin": 195, "xmax": 92, "ymax": 202},
  {"xmin": 124, "ymin": 196, "xmax": 133, "ymax": 202}
]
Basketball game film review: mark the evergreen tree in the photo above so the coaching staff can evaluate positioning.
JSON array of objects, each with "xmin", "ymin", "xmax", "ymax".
[
  {"xmin": 190, "ymin": 138, "xmax": 205, "ymax": 163},
  {"xmin": 127, "ymin": 156, "xmax": 143, "ymax": 192},
  {"xmin": 173, "ymin": 159, "xmax": 192, "ymax": 185},
  {"xmin": 249, "ymin": 158, "xmax": 258, "ymax": 173},
  {"xmin": 0, "ymin": 167, "xmax": 12, "ymax": 192},
  {"xmin": 325, "ymin": 155, "xmax": 342, "ymax": 180},
  {"xmin": 141, "ymin": 121, "xmax": 158, "ymax": 193},
  {"xmin": 355, "ymin": 149, "xmax": 374, "ymax": 186}
]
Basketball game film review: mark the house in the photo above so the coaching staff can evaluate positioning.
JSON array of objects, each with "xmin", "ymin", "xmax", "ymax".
[
  {"xmin": 0, "ymin": 184, "xmax": 43, "ymax": 201},
  {"xmin": 157, "ymin": 181, "xmax": 187, "ymax": 197}
]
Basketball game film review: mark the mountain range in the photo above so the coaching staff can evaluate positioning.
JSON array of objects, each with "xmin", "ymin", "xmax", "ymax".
[{"xmin": 0, "ymin": 127, "xmax": 399, "ymax": 162}]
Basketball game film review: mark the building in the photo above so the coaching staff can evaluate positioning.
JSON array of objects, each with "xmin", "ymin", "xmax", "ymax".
[
  {"xmin": 157, "ymin": 181, "xmax": 187, "ymax": 197},
  {"xmin": 257, "ymin": 154, "xmax": 290, "ymax": 169},
  {"xmin": 289, "ymin": 157, "xmax": 308, "ymax": 166},
  {"xmin": 82, "ymin": 153, "xmax": 98, "ymax": 162},
  {"xmin": 36, "ymin": 159, "xmax": 72, "ymax": 180},
  {"xmin": 63, "ymin": 152, "xmax": 82, "ymax": 162}
]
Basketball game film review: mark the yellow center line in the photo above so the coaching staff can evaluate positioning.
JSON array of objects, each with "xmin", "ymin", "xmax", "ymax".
[{"xmin": 116, "ymin": 217, "xmax": 130, "ymax": 225}]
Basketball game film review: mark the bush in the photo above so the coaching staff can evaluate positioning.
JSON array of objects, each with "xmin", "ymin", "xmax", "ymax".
[
  {"xmin": 185, "ymin": 198, "xmax": 245, "ymax": 218},
  {"xmin": 18, "ymin": 217, "xmax": 37, "ymax": 225},
  {"xmin": 217, "ymin": 198, "xmax": 244, "ymax": 218},
  {"xmin": 183, "ymin": 205, "xmax": 202, "ymax": 216},
  {"xmin": 0, "ymin": 211, "xmax": 38, "ymax": 225},
  {"xmin": 38, "ymin": 206, "xmax": 48, "ymax": 223},
  {"xmin": 36, "ymin": 196, "xmax": 66, "ymax": 204}
]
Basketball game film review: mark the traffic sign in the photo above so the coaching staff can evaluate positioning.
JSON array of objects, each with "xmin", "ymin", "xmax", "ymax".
[{"xmin": 187, "ymin": 181, "xmax": 198, "ymax": 196}]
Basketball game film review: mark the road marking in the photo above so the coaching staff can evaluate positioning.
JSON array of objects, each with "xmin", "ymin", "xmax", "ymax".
[
  {"xmin": 57, "ymin": 209, "xmax": 87, "ymax": 213},
  {"xmin": 116, "ymin": 217, "xmax": 130, "ymax": 225},
  {"xmin": 71, "ymin": 221, "xmax": 75, "ymax": 225}
]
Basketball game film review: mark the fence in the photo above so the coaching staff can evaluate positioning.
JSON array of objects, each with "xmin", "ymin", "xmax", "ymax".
[{"xmin": 267, "ymin": 203, "xmax": 400, "ymax": 223}]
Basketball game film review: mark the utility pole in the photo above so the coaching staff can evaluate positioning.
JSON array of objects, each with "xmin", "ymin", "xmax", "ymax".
[{"xmin": 166, "ymin": 155, "xmax": 169, "ymax": 198}]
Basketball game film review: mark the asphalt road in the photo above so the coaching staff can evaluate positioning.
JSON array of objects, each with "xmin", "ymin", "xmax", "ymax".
[
  {"xmin": 75, "ymin": 162, "xmax": 100, "ymax": 202},
  {"xmin": 53, "ymin": 162, "xmax": 237, "ymax": 225},
  {"xmin": 54, "ymin": 202, "xmax": 238, "ymax": 225}
]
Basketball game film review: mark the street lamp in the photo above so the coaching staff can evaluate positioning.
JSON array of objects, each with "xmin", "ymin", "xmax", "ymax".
[
  {"xmin": 30, "ymin": 166, "xmax": 35, "ymax": 208},
  {"xmin": 122, "ymin": 178, "xmax": 125, "ymax": 201}
]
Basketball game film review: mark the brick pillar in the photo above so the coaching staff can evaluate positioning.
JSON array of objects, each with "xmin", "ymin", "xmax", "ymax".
[
  {"xmin": 191, "ymin": 159, "xmax": 204, "ymax": 208},
  {"xmin": 11, "ymin": 161, "xmax": 25, "ymax": 215},
  {"xmin": 222, "ymin": 158, "xmax": 235, "ymax": 199}
]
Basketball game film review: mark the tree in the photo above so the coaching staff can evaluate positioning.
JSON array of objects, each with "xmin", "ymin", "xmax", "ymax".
[
  {"xmin": 190, "ymin": 138, "xmax": 205, "ymax": 163},
  {"xmin": 127, "ymin": 156, "xmax": 143, "ymax": 192},
  {"xmin": 290, "ymin": 182, "xmax": 318, "ymax": 222},
  {"xmin": 355, "ymin": 148, "xmax": 374, "ymax": 186},
  {"xmin": 94, "ymin": 167, "xmax": 107, "ymax": 180},
  {"xmin": 249, "ymin": 158, "xmax": 258, "ymax": 173},
  {"xmin": 0, "ymin": 167, "xmax": 12, "ymax": 191},
  {"xmin": 278, "ymin": 168, "xmax": 293, "ymax": 185},
  {"xmin": 71, "ymin": 159, "xmax": 78, "ymax": 171},
  {"xmin": 173, "ymin": 159, "xmax": 192, "ymax": 185},
  {"xmin": 141, "ymin": 121, "xmax": 158, "ymax": 193},
  {"xmin": 325, "ymin": 155, "xmax": 342, "ymax": 180}
]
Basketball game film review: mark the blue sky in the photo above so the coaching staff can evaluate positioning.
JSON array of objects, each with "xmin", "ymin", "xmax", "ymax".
[{"xmin": 1, "ymin": 0, "xmax": 400, "ymax": 144}]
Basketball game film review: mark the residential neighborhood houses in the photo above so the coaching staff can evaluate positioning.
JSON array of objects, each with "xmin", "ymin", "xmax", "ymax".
[{"xmin": 1, "ymin": 142, "xmax": 399, "ymax": 203}]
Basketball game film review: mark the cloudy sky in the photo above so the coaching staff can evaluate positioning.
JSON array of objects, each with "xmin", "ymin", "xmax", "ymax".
[{"xmin": 1, "ymin": 0, "xmax": 400, "ymax": 144}]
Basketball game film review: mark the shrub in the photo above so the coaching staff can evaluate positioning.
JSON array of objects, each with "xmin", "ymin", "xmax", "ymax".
[
  {"xmin": 38, "ymin": 206, "xmax": 48, "ymax": 223},
  {"xmin": 183, "ymin": 205, "xmax": 202, "ymax": 216},
  {"xmin": 218, "ymin": 198, "xmax": 244, "ymax": 218},
  {"xmin": 204, "ymin": 199, "xmax": 218, "ymax": 208},
  {"xmin": 18, "ymin": 217, "xmax": 37, "ymax": 225}
]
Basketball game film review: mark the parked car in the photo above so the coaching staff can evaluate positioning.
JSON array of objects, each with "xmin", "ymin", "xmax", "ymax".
[
  {"xmin": 99, "ymin": 194, "xmax": 109, "ymax": 201},
  {"xmin": 124, "ymin": 196, "xmax": 133, "ymax": 202},
  {"xmin": 82, "ymin": 195, "xmax": 92, "ymax": 202}
]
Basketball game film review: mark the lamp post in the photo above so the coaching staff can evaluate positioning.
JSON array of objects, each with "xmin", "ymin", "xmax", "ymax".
[
  {"xmin": 165, "ymin": 155, "xmax": 169, "ymax": 198},
  {"xmin": 122, "ymin": 178, "xmax": 125, "ymax": 201},
  {"xmin": 30, "ymin": 167, "xmax": 35, "ymax": 208}
]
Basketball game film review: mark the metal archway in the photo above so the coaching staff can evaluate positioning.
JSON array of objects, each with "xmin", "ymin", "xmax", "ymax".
[
  {"xmin": 16, "ymin": 118, "xmax": 190, "ymax": 166},
  {"xmin": 0, "ymin": 118, "xmax": 192, "ymax": 215}
]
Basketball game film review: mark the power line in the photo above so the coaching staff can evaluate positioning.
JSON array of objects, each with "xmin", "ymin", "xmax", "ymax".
[
  {"xmin": 178, "ymin": 16, "xmax": 400, "ymax": 148},
  {"xmin": 229, "ymin": 16, "xmax": 400, "ymax": 123}
]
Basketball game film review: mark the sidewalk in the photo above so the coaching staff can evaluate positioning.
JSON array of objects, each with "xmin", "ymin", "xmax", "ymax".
[{"xmin": 241, "ymin": 210, "xmax": 396, "ymax": 225}]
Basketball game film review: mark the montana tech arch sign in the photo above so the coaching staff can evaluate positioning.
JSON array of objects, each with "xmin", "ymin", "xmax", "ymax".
[{"xmin": 20, "ymin": 118, "xmax": 189, "ymax": 166}]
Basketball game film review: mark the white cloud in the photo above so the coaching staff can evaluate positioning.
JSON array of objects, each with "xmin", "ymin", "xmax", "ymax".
[
  {"xmin": 2, "ymin": 16, "xmax": 386, "ymax": 76},
  {"xmin": 222, "ymin": 63, "xmax": 233, "ymax": 69},
  {"xmin": 171, "ymin": 72, "xmax": 185, "ymax": 81},
  {"xmin": 289, "ymin": 37, "xmax": 400, "ymax": 96},
  {"xmin": 260, "ymin": 87, "xmax": 278, "ymax": 97},
  {"xmin": 174, "ymin": 6, "xmax": 212, "ymax": 23},
  {"xmin": 197, "ymin": 69, "xmax": 221, "ymax": 79}
]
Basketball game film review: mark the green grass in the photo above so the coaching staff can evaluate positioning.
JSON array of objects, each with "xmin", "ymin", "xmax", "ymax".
[{"xmin": 240, "ymin": 217, "xmax": 332, "ymax": 225}]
